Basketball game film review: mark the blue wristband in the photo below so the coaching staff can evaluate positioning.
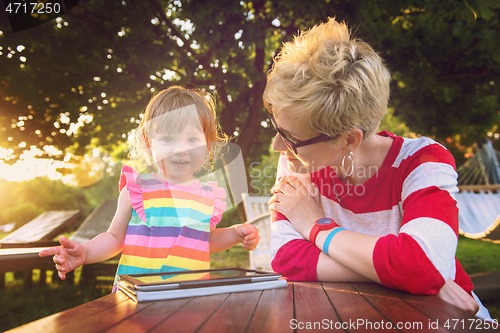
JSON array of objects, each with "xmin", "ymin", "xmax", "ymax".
[{"xmin": 322, "ymin": 228, "xmax": 347, "ymax": 256}]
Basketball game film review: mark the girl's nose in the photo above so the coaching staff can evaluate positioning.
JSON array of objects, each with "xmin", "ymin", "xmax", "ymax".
[
  {"xmin": 172, "ymin": 149, "xmax": 187, "ymax": 155},
  {"xmin": 172, "ymin": 142, "xmax": 189, "ymax": 155},
  {"xmin": 272, "ymin": 133, "xmax": 287, "ymax": 152}
]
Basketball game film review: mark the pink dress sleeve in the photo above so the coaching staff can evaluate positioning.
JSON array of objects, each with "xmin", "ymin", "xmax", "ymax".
[
  {"xmin": 207, "ymin": 182, "xmax": 227, "ymax": 228},
  {"xmin": 119, "ymin": 165, "xmax": 146, "ymax": 222}
]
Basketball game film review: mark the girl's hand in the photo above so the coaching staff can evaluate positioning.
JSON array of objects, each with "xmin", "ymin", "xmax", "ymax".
[
  {"xmin": 234, "ymin": 224, "xmax": 259, "ymax": 251},
  {"xmin": 269, "ymin": 175, "xmax": 325, "ymax": 238},
  {"xmin": 39, "ymin": 235, "xmax": 87, "ymax": 280}
]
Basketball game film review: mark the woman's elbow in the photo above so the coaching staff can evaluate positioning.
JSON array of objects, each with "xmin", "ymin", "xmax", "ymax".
[{"xmin": 271, "ymin": 239, "xmax": 321, "ymax": 281}]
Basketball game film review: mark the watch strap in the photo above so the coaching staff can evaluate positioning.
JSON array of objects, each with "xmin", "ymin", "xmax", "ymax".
[{"xmin": 309, "ymin": 224, "xmax": 321, "ymax": 245}]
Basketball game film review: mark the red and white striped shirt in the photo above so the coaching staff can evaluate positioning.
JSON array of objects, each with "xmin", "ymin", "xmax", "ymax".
[{"xmin": 271, "ymin": 131, "xmax": 474, "ymax": 296}]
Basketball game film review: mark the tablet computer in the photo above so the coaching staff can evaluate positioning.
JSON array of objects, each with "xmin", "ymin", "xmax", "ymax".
[{"xmin": 118, "ymin": 267, "xmax": 281, "ymax": 291}]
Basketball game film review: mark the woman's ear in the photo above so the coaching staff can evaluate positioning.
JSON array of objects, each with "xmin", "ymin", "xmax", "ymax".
[{"xmin": 344, "ymin": 129, "xmax": 364, "ymax": 152}]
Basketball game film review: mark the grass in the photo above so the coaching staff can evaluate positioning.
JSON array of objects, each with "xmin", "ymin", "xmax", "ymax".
[
  {"xmin": 1, "ymin": 237, "xmax": 499, "ymax": 331},
  {"xmin": 456, "ymin": 235, "xmax": 500, "ymax": 274}
]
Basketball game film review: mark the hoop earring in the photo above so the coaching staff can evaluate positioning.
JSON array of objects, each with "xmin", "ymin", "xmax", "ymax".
[
  {"xmin": 209, "ymin": 150, "xmax": 214, "ymax": 172},
  {"xmin": 341, "ymin": 151, "xmax": 354, "ymax": 178}
]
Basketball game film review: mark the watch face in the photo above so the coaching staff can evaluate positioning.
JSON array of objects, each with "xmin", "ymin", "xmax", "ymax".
[{"xmin": 316, "ymin": 218, "xmax": 334, "ymax": 225}]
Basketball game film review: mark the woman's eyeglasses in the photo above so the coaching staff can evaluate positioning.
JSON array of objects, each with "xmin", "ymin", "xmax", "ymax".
[{"xmin": 268, "ymin": 112, "xmax": 334, "ymax": 155}]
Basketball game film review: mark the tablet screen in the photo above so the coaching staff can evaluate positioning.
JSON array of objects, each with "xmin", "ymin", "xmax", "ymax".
[{"xmin": 119, "ymin": 268, "xmax": 280, "ymax": 290}]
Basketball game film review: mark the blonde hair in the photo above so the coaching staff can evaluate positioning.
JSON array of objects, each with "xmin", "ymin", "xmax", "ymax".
[
  {"xmin": 263, "ymin": 18, "xmax": 391, "ymax": 139},
  {"xmin": 133, "ymin": 86, "xmax": 228, "ymax": 167}
]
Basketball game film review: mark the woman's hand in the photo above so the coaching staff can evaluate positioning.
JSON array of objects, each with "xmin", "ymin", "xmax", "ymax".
[
  {"xmin": 269, "ymin": 175, "xmax": 325, "ymax": 239},
  {"xmin": 437, "ymin": 279, "xmax": 479, "ymax": 314},
  {"xmin": 39, "ymin": 235, "xmax": 87, "ymax": 280}
]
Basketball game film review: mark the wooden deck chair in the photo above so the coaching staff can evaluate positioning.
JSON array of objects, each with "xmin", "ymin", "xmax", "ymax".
[
  {"xmin": 241, "ymin": 194, "xmax": 273, "ymax": 271},
  {"xmin": 70, "ymin": 199, "xmax": 120, "ymax": 287},
  {"xmin": 70, "ymin": 199, "xmax": 117, "ymax": 243},
  {"xmin": 0, "ymin": 210, "xmax": 81, "ymax": 248},
  {"xmin": 0, "ymin": 210, "xmax": 80, "ymax": 288}
]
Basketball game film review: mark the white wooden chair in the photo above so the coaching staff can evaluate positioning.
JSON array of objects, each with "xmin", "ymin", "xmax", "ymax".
[
  {"xmin": 241, "ymin": 194, "xmax": 271, "ymax": 220},
  {"xmin": 241, "ymin": 194, "xmax": 272, "ymax": 271}
]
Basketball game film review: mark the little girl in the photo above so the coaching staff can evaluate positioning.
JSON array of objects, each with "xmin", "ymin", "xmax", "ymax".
[{"xmin": 40, "ymin": 86, "xmax": 259, "ymax": 287}]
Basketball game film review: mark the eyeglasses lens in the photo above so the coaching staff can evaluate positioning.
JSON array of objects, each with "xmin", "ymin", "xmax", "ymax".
[{"xmin": 269, "ymin": 113, "xmax": 297, "ymax": 154}]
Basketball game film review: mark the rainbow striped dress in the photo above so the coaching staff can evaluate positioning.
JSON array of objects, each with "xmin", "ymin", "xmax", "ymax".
[{"xmin": 113, "ymin": 165, "xmax": 227, "ymax": 288}]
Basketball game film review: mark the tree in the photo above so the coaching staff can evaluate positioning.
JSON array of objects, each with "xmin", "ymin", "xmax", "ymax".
[
  {"xmin": 0, "ymin": 0, "xmax": 318, "ymax": 162},
  {"xmin": 371, "ymin": 1, "xmax": 500, "ymax": 148},
  {"xmin": 1, "ymin": 0, "xmax": 499, "ymax": 179}
]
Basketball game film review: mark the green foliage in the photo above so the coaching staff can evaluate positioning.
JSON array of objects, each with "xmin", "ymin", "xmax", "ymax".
[
  {"xmin": 1, "ymin": 0, "xmax": 500, "ymax": 174},
  {"xmin": 379, "ymin": 107, "xmax": 413, "ymax": 137},
  {"xmin": 2, "ymin": 201, "xmax": 43, "ymax": 228},
  {"xmin": 210, "ymin": 245, "xmax": 250, "ymax": 269},
  {"xmin": 218, "ymin": 205, "xmax": 243, "ymax": 227},
  {"xmin": 353, "ymin": 1, "xmax": 500, "ymax": 149},
  {"xmin": 0, "ymin": 163, "xmax": 121, "ymax": 228},
  {"xmin": 0, "ymin": 0, "xmax": 330, "ymax": 165},
  {"xmin": 0, "ymin": 177, "xmax": 88, "ymax": 227},
  {"xmin": 76, "ymin": 158, "xmax": 122, "ymax": 208}
]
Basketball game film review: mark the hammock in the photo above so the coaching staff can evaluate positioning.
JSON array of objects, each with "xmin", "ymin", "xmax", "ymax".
[
  {"xmin": 456, "ymin": 189, "xmax": 500, "ymax": 241},
  {"xmin": 456, "ymin": 138, "xmax": 500, "ymax": 242}
]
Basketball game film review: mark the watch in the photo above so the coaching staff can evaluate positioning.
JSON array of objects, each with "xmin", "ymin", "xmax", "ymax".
[{"xmin": 309, "ymin": 218, "xmax": 338, "ymax": 245}]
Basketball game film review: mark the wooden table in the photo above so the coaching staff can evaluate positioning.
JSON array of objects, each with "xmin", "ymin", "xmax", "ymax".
[{"xmin": 6, "ymin": 282, "xmax": 498, "ymax": 332}]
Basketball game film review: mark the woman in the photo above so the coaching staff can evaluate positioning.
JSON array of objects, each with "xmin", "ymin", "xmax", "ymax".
[{"xmin": 265, "ymin": 18, "xmax": 491, "ymax": 319}]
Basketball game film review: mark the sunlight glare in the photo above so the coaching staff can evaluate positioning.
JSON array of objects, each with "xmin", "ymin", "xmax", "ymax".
[
  {"xmin": 0, "ymin": 158, "xmax": 65, "ymax": 182},
  {"xmin": 0, "ymin": 146, "xmax": 66, "ymax": 182}
]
